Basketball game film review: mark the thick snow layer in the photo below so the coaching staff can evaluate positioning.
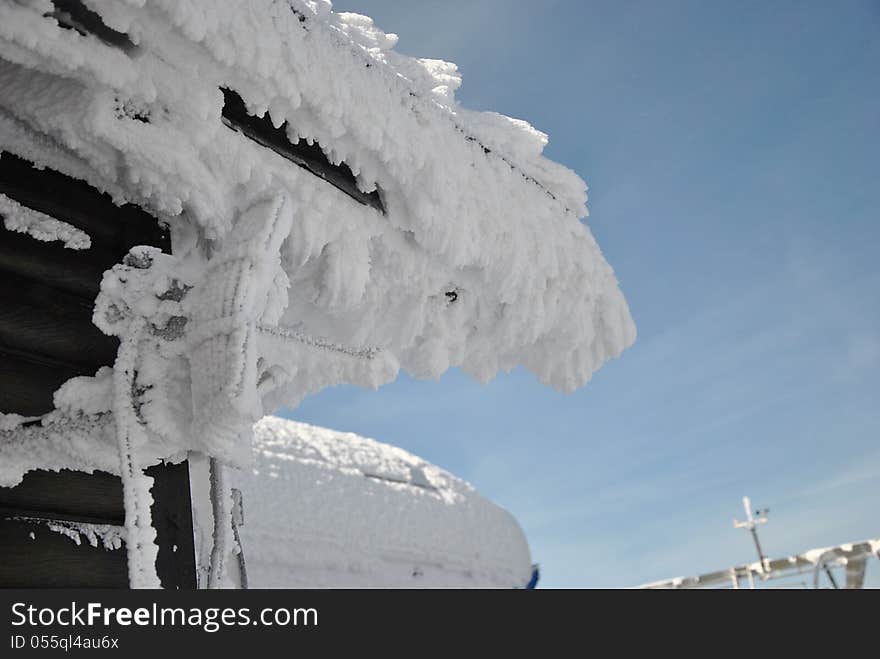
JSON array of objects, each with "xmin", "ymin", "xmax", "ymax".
[
  {"xmin": 0, "ymin": 413, "xmax": 118, "ymax": 487},
  {"xmin": 0, "ymin": 1, "xmax": 633, "ymax": 424},
  {"xmin": 0, "ymin": 0, "xmax": 635, "ymax": 585},
  {"xmin": 1, "ymin": 2, "xmax": 634, "ymax": 584},
  {"xmin": 233, "ymin": 416, "xmax": 533, "ymax": 588},
  {"xmin": 0, "ymin": 407, "xmax": 185, "ymax": 489}
]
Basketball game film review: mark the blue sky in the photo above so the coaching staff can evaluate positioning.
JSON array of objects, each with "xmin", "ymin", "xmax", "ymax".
[{"xmin": 282, "ymin": 0, "xmax": 880, "ymax": 587}]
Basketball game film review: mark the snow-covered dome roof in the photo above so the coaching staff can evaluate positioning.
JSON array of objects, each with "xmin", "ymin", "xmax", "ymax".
[{"xmin": 233, "ymin": 416, "xmax": 533, "ymax": 588}]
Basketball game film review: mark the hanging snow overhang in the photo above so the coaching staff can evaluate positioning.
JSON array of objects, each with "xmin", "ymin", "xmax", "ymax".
[{"xmin": 0, "ymin": 0, "xmax": 635, "ymax": 469}]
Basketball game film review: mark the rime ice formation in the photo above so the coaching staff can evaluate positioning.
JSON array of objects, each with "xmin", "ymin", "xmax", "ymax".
[
  {"xmin": 0, "ymin": 414, "xmax": 534, "ymax": 587},
  {"xmin": 234, "ymin": 416, "xmax": 534, "ymax": 588},
  {"xmin": 0, "ymin": 192, "xmax": 90, "ymax": 249},
  {"xmin": 41, "ymin": 519, "xmax": 125, "ymax": 551},
  {"xmin": 0, "ymin": 0, "xmax": 635, "ymax": 587}
]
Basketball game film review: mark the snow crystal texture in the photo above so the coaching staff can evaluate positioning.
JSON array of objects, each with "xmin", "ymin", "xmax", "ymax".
[
  {"xmin": 0, "ymin": 0, "xmax": 635, "ymax": 468},
  {"xmin": 233, "ymin": 416, "xmax": 533, "ymax": 588}
]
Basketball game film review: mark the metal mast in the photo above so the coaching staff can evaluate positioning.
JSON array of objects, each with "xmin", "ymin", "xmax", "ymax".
[{"xmin": 733, "ymin": 496, "xmax": 769, "ymax": 579}]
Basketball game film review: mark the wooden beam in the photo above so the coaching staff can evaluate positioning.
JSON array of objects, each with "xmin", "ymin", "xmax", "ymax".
[
  {"xmin": 0, "ymin": 348, "xmax": 89, "ymax": 416},
  {"xmin": 146, "ymin": 461, "xmax": 198, "ymax": 589},
  {"xmin": 0, "ymin": 465, "xmax": 197, "ymax": 589},
  {"xmin": 0, "ymin": 517, "xmax": 128, "ymax": 587},
  {"xmin": 0, "ymin": 469, "xmax": 124, "ymax": 525},
  {"xmin": 48, "ymin": 0, "xmax": 135, "ymax": 52},
  {"xmin": 0, "ymin": 228, "xmax": 109, "ymax": 299},
  {"xmin": 0, "ymin": 465, "xmax": 199, "ymax": 590},
  {"xmin": 0, "ymin": 272, "xmax": 119, "ymax": 368},
  {"xmin": 221, "ymin": 88, "xmax": 385, "ymax": 214},
  {"xmin": 0, "ymin": 152, "xmax": 169, "ymax": 253}
]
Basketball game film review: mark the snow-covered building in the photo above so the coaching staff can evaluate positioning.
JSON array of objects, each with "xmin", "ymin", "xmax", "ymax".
[
  {"xmin": 228, "ymin": 416, "xmax": 534, "ymax": 588},
  {"xmin": 0, "ymin": 414, "xmax": 535, "ymax": 588},
  {"xmin": 0, "ymin": 0, "xmax": 634, "ymax": 588}
]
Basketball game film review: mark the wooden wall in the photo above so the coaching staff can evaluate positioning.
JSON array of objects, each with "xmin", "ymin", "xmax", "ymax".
[{"xmin": 0, "ymin": 151, "xmax": 196, "ymax": 588}]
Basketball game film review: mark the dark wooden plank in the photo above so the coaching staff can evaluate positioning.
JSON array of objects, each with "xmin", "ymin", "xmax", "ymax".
[
  {"xmin": 0, "ymin": 272, "xmax": 118, "ymax": 368},
  {"xmin": 48, "ymin": 0, "xmax": 135, "ymax": 52},
  {"xmin": 0, "ymin": 152, "xmax": 169, "ymax": 253},
  {"xmin": 0, "ymin": 463, "xmax": 196, "ymax": 589},
  {"xmin": 0, "ymin": 348, "xmax": 89, "ymax": 416},
  {"xmin": 221, "ymin": 88, "xmax": 385, "ymax": 214},
  {"xmin": 0, "ymin": 228, "xmax": 110, "ymax": 299},
  {"xmin": 0, "ymin": 469, "xmax": 124, "ymax": 524},
  {"xmin": 146, "ymin": 462, "xmax": 197, "ymax": 589},
  {"xmin": 0, "ymin": 148, "xmax": 193, "ymax": 588},
  {"xmin": 0, "ymin": 517, "xmax": 128, "ymax": 587}
]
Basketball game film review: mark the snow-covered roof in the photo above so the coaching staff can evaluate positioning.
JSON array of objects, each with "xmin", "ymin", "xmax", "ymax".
[
  {"xmin": 0, "ymin": 1, "xmax": 635, "ymax": 466},
  {"xmin": 0, "ymin": 411, "xmax": 533, "ymax": 587},
  {"xmin": 233, "ymin": 416, "xmax": 533, "ymax": 588}
]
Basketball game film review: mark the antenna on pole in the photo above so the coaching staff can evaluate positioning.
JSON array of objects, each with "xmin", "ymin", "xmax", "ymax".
[{"xmin": 734, "ymin": 496, "xmax": 770, "ymax": 579}]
